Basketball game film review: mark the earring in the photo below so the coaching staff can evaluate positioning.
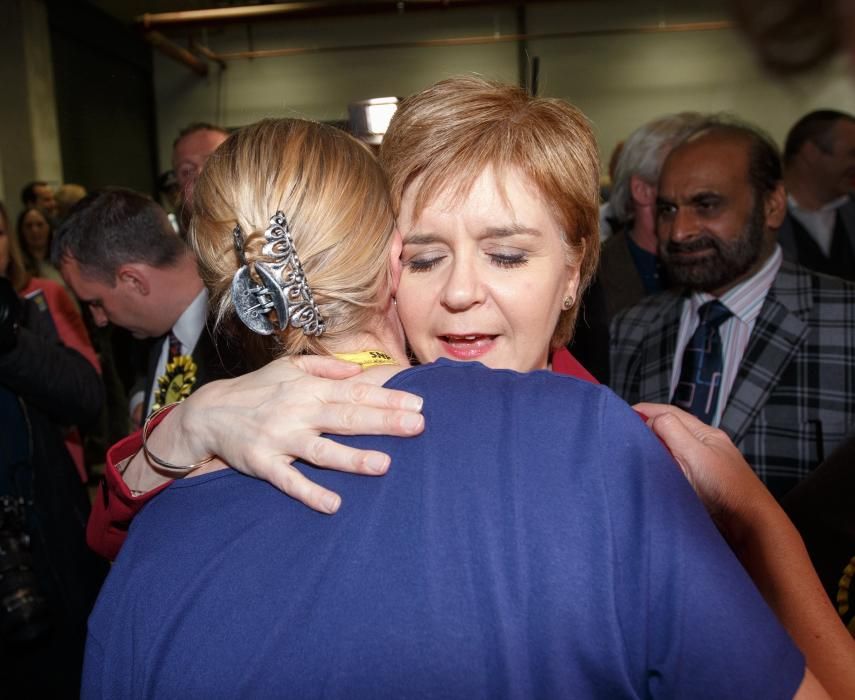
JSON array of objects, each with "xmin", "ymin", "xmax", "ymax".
[{"xmin": 562, "ymin": 295, "xmax": 574, "ymax": 310}]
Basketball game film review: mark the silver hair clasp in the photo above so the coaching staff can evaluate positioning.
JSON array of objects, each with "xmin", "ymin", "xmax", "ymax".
[{"xmin": 231, "ymin": 212, "xmax": 325, "ymax": 337}]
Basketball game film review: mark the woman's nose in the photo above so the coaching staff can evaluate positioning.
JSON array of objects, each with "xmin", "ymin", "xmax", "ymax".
[{"xmin": 440, "ymin": 255, "xmax": 485, "ymax": 311}]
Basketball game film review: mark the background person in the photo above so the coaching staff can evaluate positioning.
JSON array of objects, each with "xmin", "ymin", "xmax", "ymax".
[
  {"xmin": 610, "ymin": 117, "xmax": 855, "ymax": 500},
  {"xmin": 1, "ymin": 202, "xmax": 97, "ymax": 372},
  {"xmin": 779, "ymin": 110, "xmax": 855, "ymax": 280},
  {"xmin": 16, "ymin": 206, "xmax": 65, "ymax": 289},
  {"xmin": 54, "ymin": 183, "xmax": 88, "ymax": 223},
  {"xmin": 571, "ymin": 112, "xmax": 706, "ymax": 382},
  {"xmin": 0, "ymin": 205, "xmax": 107, "ymax": 697},
  {"xmin": 171, "ymin": 122, "xmax": 230, "ymax": 238},
  {"xmin": 53, "ymin": 189, "xmax": 248, "ymax": 431},
  {"xmin": 20, "ymin": 180, "xmax": 58, "ymax": 221},
  {"xmin": 1, "ymin": 201, "xmax": 99, "ymax": 481}
]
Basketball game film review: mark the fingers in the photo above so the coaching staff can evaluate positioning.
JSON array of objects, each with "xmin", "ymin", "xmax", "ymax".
[
  {"xmin": 291, "ymin": 354, "xmax": 365, "ymax": 380},
  {"xmin": 260, "ymin": 442, "xmax": 395, "ymax": 516},
  {"xmin": 300, "ymin": 434, "xmax": 391, "ymax": 475},
  {"xmin": 264, "ymin": 460, "xmax": 343, "ymax": 515},
  {"xmin": 274, "ymin": 356, "xmax": 424, "ymax": 412},
  {"xmin": 644, "ymin": 409, "xmax": 703, "ymax": 466},
  {"xmin": 634, "ymin": 402, "xmax": 706, "ymax": 434},
  {"xmin": 634, "ymin": 404, "xmax": 723, "ymax": 494},
  {"xmin": 335, "ymin": 379, "xmax": 423, "ymax": 412},
  {"xmin": 312, "ymin": 403, "xmax": 424, "ymax": 437}
]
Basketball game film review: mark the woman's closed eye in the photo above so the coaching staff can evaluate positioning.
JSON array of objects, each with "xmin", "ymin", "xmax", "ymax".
[
  {"xmin": 404, "ymin": 249, "xmax": 530, "ymax": 273},
  {"xmin": 489, "ymin": 251, "xmax": 529, "ymax": 269},
  {"xmin": 403, "ymin": 253, "xmax": 446, "ymax": 273}
]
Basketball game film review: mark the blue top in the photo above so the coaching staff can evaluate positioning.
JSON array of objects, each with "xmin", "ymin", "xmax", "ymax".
[
  {"xmin": 625, "ymin": 232, "xmax": 666, "ymax": 295},
  {"xmin": 83, "ymin": 360, "xmax": 803, "ymax": 699}
]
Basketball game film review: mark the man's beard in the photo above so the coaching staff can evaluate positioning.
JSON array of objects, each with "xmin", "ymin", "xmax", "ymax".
[{"xmin": 659, "ymin": 205, "xmax": 766, "ymax": 293}]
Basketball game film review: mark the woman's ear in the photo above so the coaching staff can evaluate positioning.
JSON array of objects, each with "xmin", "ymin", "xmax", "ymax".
[{"xmin": 563, "ymin": 238, "xmax": 583, "ymax": 307}]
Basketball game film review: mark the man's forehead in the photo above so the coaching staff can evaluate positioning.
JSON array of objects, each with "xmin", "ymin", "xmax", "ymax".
[
  {"xmin": 173, "ymin": 130, "xmax": 228, "ymax": 162},
  {"xmin": 61, "ymin": 256, "xmax": 112, "ymax": 291},
  {"xmin": 661, "ymin": 137, "xmax": 749, "ymax": 190}
]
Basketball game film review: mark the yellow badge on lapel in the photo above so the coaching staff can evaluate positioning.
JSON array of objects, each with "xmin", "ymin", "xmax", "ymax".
[
  {"xmin": 838, "ymin": 555, "xmax": 855, "ymax": 636},
  {"xmin": 151, "ymin": 355, "xmax": 198, "ymax": 412}
]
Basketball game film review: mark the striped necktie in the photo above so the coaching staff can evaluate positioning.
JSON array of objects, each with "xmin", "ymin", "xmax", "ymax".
[
  {"xmin": 671, "ymin": 300, "xmax": 732, "ymax": 423},
  {"xmin": 167, "ymin": 331, "xmax": 182, "ymax": 361}
]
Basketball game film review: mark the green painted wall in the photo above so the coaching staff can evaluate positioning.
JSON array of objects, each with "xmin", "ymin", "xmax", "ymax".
[{"xmin": 152, "ymin": 0, "xmax": 855, "ymax": 177}]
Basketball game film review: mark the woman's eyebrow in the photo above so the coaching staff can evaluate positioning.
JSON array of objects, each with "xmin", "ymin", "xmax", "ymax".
[
  {"xmin": 403, "ymin": 225, "xmax": 541, "ymax": 245},
  {"xmin": 483, "ymin": 225, "xmax": 540, "ymax": 238},
  {"xmin": 401, "ymin": 232, "xmax": 444, "ymax": 246}
]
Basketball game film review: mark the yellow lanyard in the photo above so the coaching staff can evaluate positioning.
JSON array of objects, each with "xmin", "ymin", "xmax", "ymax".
[{"xmin": 333, "ymin": 350, "xmax": 398, "ymax": 369}]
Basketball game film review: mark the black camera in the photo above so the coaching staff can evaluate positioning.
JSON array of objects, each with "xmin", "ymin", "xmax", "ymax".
[
  {"xmin": 0, "ymin": 496, "xmax": 51, "ymax": 644},
  {"xmin": 0, "ymin": 277, "xmax": 21, "ymax": 354}
]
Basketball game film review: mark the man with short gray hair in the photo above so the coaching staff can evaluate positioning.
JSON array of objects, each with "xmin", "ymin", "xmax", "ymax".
[{"xmin": 572, "ymin": 112, "xmax": 705, "ymax": 382}]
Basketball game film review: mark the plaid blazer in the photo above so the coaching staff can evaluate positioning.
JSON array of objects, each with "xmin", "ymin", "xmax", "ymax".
[{"xmin": 610, "ymin": 260, "xmax": 855, "ymax": 499}]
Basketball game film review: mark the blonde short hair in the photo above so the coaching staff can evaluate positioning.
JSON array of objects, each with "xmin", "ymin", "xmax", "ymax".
[
  {"xmin": 381, "ymin": 75, "xmax": 600, "ymax": 347},
  {"xmin": 191, "ymin": 118, "xmax": 395, "ymax": 363}
]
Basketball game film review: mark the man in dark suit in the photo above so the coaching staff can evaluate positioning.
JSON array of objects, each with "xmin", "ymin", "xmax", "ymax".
[
  {"xmin": 610, "ymin": 117, "xmax": 855, "ymax": 500},
  {"xmin": 53, "ymin": 188, "xmax": 244, "ymax": 426},
  {"xmin": 779, "ymin": 110, "xmax": 855, "ymax": 281}
]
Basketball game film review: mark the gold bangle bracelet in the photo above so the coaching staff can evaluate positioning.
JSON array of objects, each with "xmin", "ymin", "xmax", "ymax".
[{"xmin": 141, "ymin": 403, "xmax": 215, "ymax": 476}]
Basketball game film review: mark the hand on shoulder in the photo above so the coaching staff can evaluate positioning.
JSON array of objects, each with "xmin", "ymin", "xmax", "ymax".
[{"xmin": 634, "ymin": 402, "xmax": 767, "ymax": 537}]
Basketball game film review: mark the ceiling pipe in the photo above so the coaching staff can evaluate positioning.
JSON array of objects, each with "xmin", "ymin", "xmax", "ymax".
[
  {"xmin": 145, "ymin": 31, "xmax": 209, "ymax": 75},
  {"xmin": 191, "ymin": 40, "xmax": 228, "ymax": 70},
  {"xmin": 198, "ymin": 20, "xmax": 733, "ymax": 62},
  {"xmin": 136, "ymin": 1, "xmax": 569, "ymax": 30}
]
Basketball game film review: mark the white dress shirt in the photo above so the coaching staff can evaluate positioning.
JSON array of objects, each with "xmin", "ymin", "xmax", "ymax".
[
  {"xmin": 788, "ymin": 194, "xmax": 850, "ymax": 257},
  {"xmin": 145, "ymin": 289, "xmax": 209, "ymax": 415}
]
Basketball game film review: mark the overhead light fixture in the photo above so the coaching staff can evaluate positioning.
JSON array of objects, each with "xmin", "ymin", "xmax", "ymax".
[{"xmin": 348, "ymin": 97, "xmax": 400, "ymax": 145}]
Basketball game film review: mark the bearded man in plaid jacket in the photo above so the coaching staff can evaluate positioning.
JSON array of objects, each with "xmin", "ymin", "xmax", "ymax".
[{"xmin": 610, "ymin": 117, "xmax": 855, "ymax": 500}]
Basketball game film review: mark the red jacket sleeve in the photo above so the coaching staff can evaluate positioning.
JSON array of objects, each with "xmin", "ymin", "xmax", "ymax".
[
  {"xmin": 550, "ymin": 347, "xmax": 599, "ymax": 384},
  {"xmin": 87, "ymin": 409, "xmax": 175, "ymax": 560},
  {"xmin": 551, "ymin": 346, "xmax": 649, "ymax": 422},
  {"xmin": 23, "ymin": 277, "xmax": 101, "ymax": 373}
]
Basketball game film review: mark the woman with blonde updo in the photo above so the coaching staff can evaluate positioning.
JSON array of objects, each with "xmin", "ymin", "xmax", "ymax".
[{"xmin": 191, "ymin": 117, "xmax": 401, "ymax": 364}]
